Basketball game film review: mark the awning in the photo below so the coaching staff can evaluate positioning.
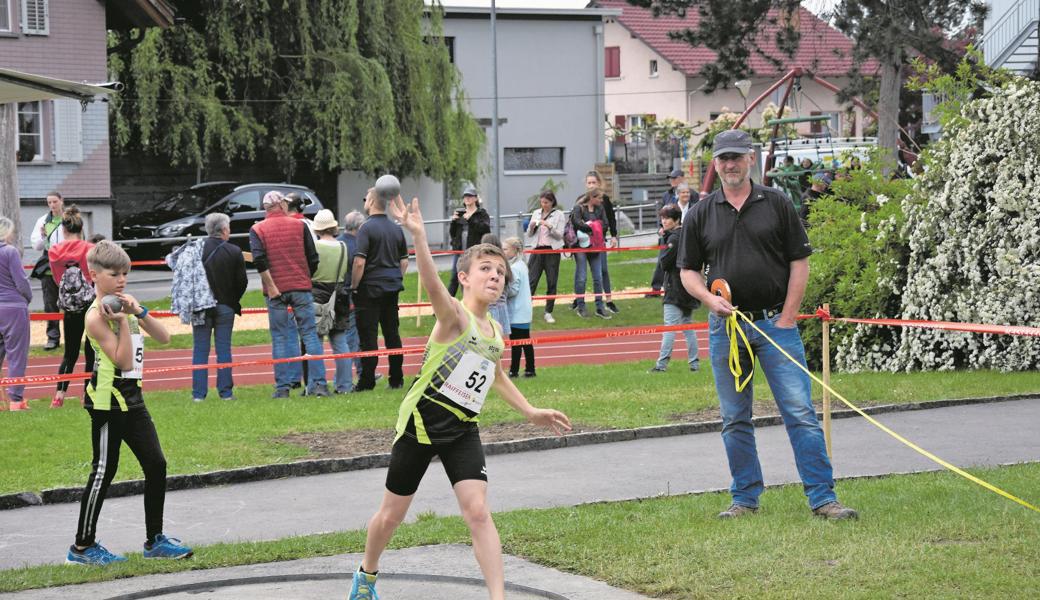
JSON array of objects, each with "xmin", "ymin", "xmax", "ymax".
[{"xmin": 0, "ymin": 67, "xmax": 117, "ymax": 104}]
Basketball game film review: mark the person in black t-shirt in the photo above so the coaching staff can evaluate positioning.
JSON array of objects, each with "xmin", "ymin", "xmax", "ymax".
[
  {"xmin": 678, "ymin": 129, "xmax": 858, "ymax": 522},
  {"xmin": 351, "ymin": 178, "xmax": 410, "ymax": 391}
]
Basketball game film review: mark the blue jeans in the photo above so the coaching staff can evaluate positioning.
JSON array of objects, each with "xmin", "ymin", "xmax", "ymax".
[
  {"xmin": 601, "ymin": 250, "xmax": 612, "ymax": 295},
  {"xmin": 708, "ymin": 313, "xmax": 836, "ymax": 510},
  {"xmin": 573, "ymin": 251, "xmax": 604, "ymax": 310},
  {"xmin": 191, "ymin": 304, "xmax": 236, "ymax": 400},
  {"xmin": 343, "ymin": 312, "xmax": 361, "ymax": 379},
  {"xmin": 324, "ymin": 326, "xmax": 354, "ymax": 393},
  {"xmin": 266, "ymin": 291, "xmax": 327, "ymax": 393},
  {"xmin": 655, "ymin": 303, "xmax": 699, "ymax": 369}
]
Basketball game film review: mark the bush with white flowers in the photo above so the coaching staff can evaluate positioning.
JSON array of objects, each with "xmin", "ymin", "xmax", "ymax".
[{"xmin": 838, "ymin": 78, "xmax": 1040, "ymax": 371}]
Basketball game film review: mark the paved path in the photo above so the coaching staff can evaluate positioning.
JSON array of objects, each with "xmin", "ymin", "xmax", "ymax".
[{"xmin": 2, "ymin": 398, "xmax": 1038, "ymax": 574}]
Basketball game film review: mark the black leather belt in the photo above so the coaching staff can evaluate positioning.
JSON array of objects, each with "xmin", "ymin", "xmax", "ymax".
[{"xmin": 742, "ymin": 306, "xmax": 783, "ymax": 321}]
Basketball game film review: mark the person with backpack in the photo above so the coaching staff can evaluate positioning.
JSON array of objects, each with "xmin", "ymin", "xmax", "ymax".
[
  {"xmin": 524, "ymin": 191, "xmax": 566, "ymax": 324},
  {"xmin": 193, "ymin": 213, "xmax": 248, "ymax": 402},
  {"xmin": 47, "ymin": 205, "xmax": 96, "ymax": 408},
  {"xmin": 570, "ymin": 188, "xmax": 611, "ymax": 319},
  {"xmin": 311, "ymin": 209, "xmax": 353, "ymax": 394}
]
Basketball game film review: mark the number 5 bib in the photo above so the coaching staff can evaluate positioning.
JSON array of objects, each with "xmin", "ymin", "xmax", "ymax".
[{"xmin": 440, "ymin": 351, "xmax": 496, "ymax": 414}]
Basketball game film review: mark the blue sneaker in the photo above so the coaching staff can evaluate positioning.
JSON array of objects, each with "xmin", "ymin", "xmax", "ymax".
[
  {"xmin": 348, "ymin": 567, "xmax": 379, "ymax": 599},
  {"xmin": 143, "ymin": 534, "xmax": 193, "ymax": 559},
  {"xmin": 66, "ymin": 542, "xmax": 127, "ymax": 566}
]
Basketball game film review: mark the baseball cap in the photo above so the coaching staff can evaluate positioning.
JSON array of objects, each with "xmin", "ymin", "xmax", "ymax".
[
  {"xmin": 712, "ymin": 130, "xmax": 754, "ymax": 155},
  {"xmin": 668, "ymin": 168, "xmax": 684, "ymax": 179},
  {"xmin": 262, "ymin": 191, "xmax": 285, "ymax": 208},
  {"xmin": 462, "ymin": 185, "xmax": 478, "ymax": 197}
]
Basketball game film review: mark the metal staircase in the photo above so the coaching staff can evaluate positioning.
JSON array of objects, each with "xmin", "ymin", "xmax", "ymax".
[{"xmin": 982, "ymin": 0, "xmax": 1039, "ymax": 75}]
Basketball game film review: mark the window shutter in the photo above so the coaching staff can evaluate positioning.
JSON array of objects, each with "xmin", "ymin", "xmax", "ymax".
[
  {"xmin": 54, "ymin": 99, "xmax": 82, "ymax": 163},
  {"xmin": 605, "ymin": 46, "xmax": 620, "ymax": 78},
  {"xmin": 614, "ymin": 115, "xmax": 626, "ymax": 144},
  {"xmin": 21, "ymin": 0, "xmax": 48, "ymax": 35}
]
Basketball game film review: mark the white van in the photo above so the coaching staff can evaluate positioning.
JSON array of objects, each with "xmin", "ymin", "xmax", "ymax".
[{"xmin": 767, "ymin": 137, "xmax": 877, "ymax": 175}]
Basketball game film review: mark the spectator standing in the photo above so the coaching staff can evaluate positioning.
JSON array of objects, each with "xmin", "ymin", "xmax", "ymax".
[
  {"xmin": 312, "ymin": 209, "xmax": 354, "ymax": 394},
  {"xmin": 285, "ymin": 192, "xmax": 316, "ymax": 238},
  {"xmin": 351, "ymin": 178, "xmax": 409, "ymax": 392},
  {"xmin": 0, "ymin": 217, "xmax": 32, "ymax": 411},
  {"xmin": 250, "ymin": 191, "xmax": 328, "ymax": 398},
  {"xmin": 799, "ymin": 172, "xmax": 832, "ymax": 226},
  {"xmin": 774, "ymin": 155, "xmax": 803, "ymax": 203},
  {"xmin": 504, "ymin": 237, "xmax": 535, "ymax": 378},
  {"xmin": 47, "ymin": 205, "xmax": 96, "ymax": 408},
  {"xmin": 649, "ymin": 204, "xmax": 700, "ymax": 373},
  {"xmin": 338, "ymin": 211, "xmax": 365, "ymax": 379},
  {"xmin": 675, "ymin": 182, "xmax": 694, "ymax": 222},
  {"xmin": 650, "ymin": 169, "xmax": 683, "ymax": 293},
  {"xmin": 31, "ymin": 192, "xmax": 65, "ymax": 350},
  {"xmin": 480, "ymin": 234, "xmax": 511, "ymax": 337},
  {"xmin": 797, "ymin": 158, "xmax": 814, "ymax": 192},
  {"xmin": 447, "ymin": 186, "xmax": 491, "ymax": 297},
  {"xmin": 570, "ymin": 188, "xmax": 611, "ymax": 319},
  {"xmin": 192, "ymin": 213, "xmax": 247, "ymax": 402},
  {"xmin": 585, "ymin": 171, "xmax": 620, "ymax": 314},
  {"xmin": 524, "ymin": 191, "xmax": 566, "ymax": 324},
  {"xmin": 678, "ymin": 129, "xmax": 857, "ymax": 520}
]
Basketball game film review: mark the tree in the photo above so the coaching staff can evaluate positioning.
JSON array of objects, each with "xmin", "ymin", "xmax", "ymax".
[
  {"xmin": 0, "ymin": 104, "xmax": 20, "ymax": 254},
  {"xmin": 623, "ymin": 0, "xmax": 985, "ymax": 169},
  {"xmin": 107, "ymin": 0, "xmax": 482, "ymax": 185}
]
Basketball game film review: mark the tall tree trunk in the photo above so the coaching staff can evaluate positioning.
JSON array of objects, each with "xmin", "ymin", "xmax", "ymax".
[
  {"xmin": 877, "ymin": 59, "xmax": 903, "ymax": 177},
  {"xmin": 0, "ymin": 103, "xmax": 21, "ymax": 256}
]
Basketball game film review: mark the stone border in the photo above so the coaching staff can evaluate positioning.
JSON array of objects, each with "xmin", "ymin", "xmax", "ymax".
[
  {"xmin": 102, "ymin": 572, "xmax": 569, "ymax": 600},
  {"xmin": 1, "ymin": 393, "xmax": 1035, "ymax": 510}
]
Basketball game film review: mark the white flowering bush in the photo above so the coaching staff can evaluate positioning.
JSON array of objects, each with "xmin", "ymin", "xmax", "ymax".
[{"xmin": 838, "ymin": 78, "xmax": 1040, "ymax": 371}]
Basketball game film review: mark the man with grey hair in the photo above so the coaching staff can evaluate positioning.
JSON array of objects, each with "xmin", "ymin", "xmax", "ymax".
[
  {"xmin": 351, "ymin": 178, "xmax": 409, "ymax": 392},
  {"xmin": 338, "ymin": 210, "xmax": 365, "ymax": 380},
  {"xmin": 191, "ymin": 212, "xmax": 248, "ymax": 402},
  {"xmin": 675, "ymin": 182, "xmax": 693, "ymax": 223}
]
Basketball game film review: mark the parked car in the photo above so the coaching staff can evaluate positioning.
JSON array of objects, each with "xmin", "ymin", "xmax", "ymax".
[{"xmin": 116, "ymin": 182, "xmax": 324, "ymax": 260}]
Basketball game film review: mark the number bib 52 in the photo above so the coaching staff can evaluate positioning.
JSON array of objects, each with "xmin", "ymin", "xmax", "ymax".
[
  {"xmin": 123, "ymin": 333, "xmax": 145, "ymax": 379},
  {"xmin": 440, "ymin": 352, "xmax": 496, "ymax": 414}
]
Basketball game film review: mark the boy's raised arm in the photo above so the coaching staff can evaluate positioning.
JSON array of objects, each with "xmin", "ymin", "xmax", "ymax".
[{"xmin": 390, "ymin": 196, "xmax": 461, "ymax": 330}]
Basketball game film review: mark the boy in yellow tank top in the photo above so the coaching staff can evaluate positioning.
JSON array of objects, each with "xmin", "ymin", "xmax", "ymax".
[
  {"xmin": 65, "ymin": 241, "xmax": 193, "ymax": 565},
  {"xmin": 348, "ymin": 189, "xmax": 571, "ymax": 600}
]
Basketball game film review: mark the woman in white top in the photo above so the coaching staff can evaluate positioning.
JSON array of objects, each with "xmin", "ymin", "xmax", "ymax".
[{"xmin": 524, "ymin": 190, "xmax": 567, "ymax": 323}]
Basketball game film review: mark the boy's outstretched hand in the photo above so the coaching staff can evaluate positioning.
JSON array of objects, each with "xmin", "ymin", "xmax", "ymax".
[
  {"xmin": 528, "ymin": 408, "xmax": 572, "ymax": 436},
  {"xmin": 391, "ymin": 196, "xmax": 425, "ymax": 237}
]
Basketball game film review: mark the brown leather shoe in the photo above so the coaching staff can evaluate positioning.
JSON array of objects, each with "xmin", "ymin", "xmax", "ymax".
[
  {"xmin": 812, "ymin": 501, "xmax": 859, "ymax": 520},
  {"xmin": 718, "ymin": 504, "xmax": 759, "ymax": 519}
]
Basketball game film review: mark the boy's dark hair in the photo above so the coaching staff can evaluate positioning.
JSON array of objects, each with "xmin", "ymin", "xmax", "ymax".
[
  {"xmin": 659, "ymin": 204, "xmax": 682, "ymax": 222},
  {"xmin": 457, "ymin": 242, "xmax": 512, "ymax": 286},
  {"xmin": 62, "ymin": 204, "xmax": 84, "ymax": 234},
  {"xmin": 480, "ymin": 233, "xmax": 501, "ymax": 248}
]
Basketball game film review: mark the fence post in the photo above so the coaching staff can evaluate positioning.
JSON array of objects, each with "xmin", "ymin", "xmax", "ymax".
[{"xmin": 822, "ymin": 302, "xmax": 832, "ymax": 458}]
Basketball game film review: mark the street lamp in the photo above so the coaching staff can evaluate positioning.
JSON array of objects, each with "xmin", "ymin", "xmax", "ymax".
[{"xmin": 735, "ymin": 79, "xmax": 752, "ymax": 110}]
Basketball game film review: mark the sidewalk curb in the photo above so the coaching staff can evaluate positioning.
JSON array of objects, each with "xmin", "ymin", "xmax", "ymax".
[{"xmin": 1, "ymin": 393, "xmax": 1035, "ymax": 510}]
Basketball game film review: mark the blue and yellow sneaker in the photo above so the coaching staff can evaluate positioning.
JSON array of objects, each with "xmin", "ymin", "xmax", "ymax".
[
  {"xmin": 143, "ymin": 534, "xmax": 193, "ymax": 559},
  {"xmin": 66, "ymin": 542, "xmax": 127, "ymax": 565},
  {"xmin": 348, "ymin": 567, "xmax": 379, "ymax": 600}
]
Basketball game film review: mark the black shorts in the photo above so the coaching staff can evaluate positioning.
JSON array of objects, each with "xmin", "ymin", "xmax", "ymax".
[{"xmin": 385, "ymin": 428, "xmax": 487, "ymax": 496}]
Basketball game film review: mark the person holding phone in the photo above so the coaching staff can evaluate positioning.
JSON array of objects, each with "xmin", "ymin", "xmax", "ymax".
[{"xmin": 447, "ymin": 186, "xmax": 491, "ymax": 297}]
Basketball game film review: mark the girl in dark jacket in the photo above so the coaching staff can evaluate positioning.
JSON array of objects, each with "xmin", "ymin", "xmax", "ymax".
[
  {"xmin": 569, "ymin": 188, "xmax": 610, "ymax": 319},
  {"xmin": 447, "ymin": 188, "xmax": 491, "ymax": 297},
  {"xmin": 649, "ymin": 204, "xmax": 700, "ymax": 373}
]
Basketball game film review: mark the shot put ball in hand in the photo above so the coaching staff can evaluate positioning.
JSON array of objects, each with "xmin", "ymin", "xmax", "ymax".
[{"xmin": 101, "ymin": 294, "xmax": 124, "ymax": 314}]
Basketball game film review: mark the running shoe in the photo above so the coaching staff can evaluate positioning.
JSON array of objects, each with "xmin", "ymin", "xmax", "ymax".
[
  {"xmin": 576, "ymin": 305, "xmax": 588, "ymax": 318},
  {"xmin": 648, "ymin": 366, "xmax": 667, "ymax": 373},
  {"xmin": 9, "ymin": 400, "xmax": 29, "ymax": 411},
  {"xmin": 66, "ymin": 542, "xmax": 127, "ymax": 565},
  {"xmin": 51, "ymin": 393, "xmax": 65, "ymax": 408},
  {"xmin": 349, "ymin": 567, "xmax": 380, "ymax": 600},
  {"xmin": 143, "ymin": 534, "xmax": 193, "ymax": 559},
  {"xmin": 595, "ymin": 307, "xmax": 612, "ymax": 320},
  {"xmin": 606, "ymin": 301, "xmax": 620, "ymax": 314},
  {"xmin": 543, "ymin": 312, "xmax": 556, "ymax": 324},
  {"xmin": 690, "ymin": 359, "xmax": 700, "ymax": 372},
  {"xmin": 812, "ymin": 501, "xmax": 859, "ymax": 520}
]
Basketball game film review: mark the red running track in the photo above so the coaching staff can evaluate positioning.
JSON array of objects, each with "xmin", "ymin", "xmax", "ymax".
[{"xmin": 20, "ymin": 330, "xmax": 709, "ymax": 399}]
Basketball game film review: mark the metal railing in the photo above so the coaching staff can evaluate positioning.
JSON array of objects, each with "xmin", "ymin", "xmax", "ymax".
[{"xmin": 981, "ymin": 0, "xmax": 1039, "ymax": 67}]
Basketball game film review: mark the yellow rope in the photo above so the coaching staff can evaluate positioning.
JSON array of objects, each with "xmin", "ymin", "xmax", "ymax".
[{"xmin": 725, "ymin": 313, "xmax": 755, "ymax": 392}]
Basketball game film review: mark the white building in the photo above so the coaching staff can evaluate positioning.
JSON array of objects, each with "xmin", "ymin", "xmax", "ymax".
[{"xmin": 981, "ymin": 0, "xmax": 1038, "ymax": 75}]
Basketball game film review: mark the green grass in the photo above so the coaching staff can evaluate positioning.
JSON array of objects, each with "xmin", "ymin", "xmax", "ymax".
[
  {"xmin": 3, "ymin": 359, "xmax": 1040, "ymax": 495},
  {"xmin": 3, "ymin": 462, "xmax": 1039, "ymax": 596}
]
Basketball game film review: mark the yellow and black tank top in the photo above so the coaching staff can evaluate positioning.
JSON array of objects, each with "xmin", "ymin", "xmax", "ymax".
[
  {"xmin": 84, "ymin": 300, "xmax": 144, "ymax": 411},
  {"xmin": 395, "ymin": 305, "xmax": 504, "ymax": 445}
]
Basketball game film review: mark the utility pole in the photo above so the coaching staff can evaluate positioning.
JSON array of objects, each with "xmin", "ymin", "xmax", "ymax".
[
  {"xmin": 0, "ymin": 104, "xmax": 21, "ymax": 255},
  {"xmin": 490, "ymin": 0, "xmax": 501, "ymax": 236}
]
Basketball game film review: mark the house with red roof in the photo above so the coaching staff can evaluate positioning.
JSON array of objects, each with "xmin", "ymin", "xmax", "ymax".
[{"xmin": 593, "ymin": 0, "xmax": 876, "ymax": 152}]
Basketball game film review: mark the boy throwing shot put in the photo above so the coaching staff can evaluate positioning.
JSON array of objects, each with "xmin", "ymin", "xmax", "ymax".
[
  {"xmin": 66, "ymin": 241, "xmax": 193, "ymax": 565},
  {"xmin": 348, "ymin": 195, "xmax": 571, "ymax": 600}
]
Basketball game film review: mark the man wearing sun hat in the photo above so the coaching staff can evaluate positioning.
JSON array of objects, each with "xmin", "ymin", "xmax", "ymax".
[
  {"xmin": 250, "ymin": 191, "xmax": 329, "ymax": 398},
  {"xmin": 678, "ymin": 129, "xmax": 858, "ymax": 521},
  {"xmin": 311, "ymin": 209, "xmax": 355, "ymax": 394}
]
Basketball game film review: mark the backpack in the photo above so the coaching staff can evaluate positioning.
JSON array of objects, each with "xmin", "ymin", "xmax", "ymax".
[
  {"xmin": 58, "ymin": 262, "xmax": 96, "ymax": 312},
  {"xmin": 563, "ymin": 218, "xmax": 578, "ymax": 248},
  {"xmin": 314, "ymin": 243, "xmax": 347, "ymax": 336}
]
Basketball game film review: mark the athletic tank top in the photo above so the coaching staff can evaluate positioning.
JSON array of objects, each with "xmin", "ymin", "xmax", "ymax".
[
  {"xmin": 84, "ymin": 300, "xmax": 145, "ymax": 411},
  {"xmin": 395, "ymin": 304, "xmax": 504, "ymax": 444}
]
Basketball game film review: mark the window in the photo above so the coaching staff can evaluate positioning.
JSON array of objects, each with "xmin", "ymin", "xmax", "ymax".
[
  {"xmin": 20, "ymin": 0, "xmax": 48, "ymax": 35},
  {"xmin": 627, "ymin": 114, "xmax": 647, "ymax": 145},
  {"xmin": 1, "ymin": 0, "xmax": 11, "ymax": 32},
  {"xmin": 444, "ymin": 37, "xmax": 455, "ymax": 64},
  {"xmin": 54, "ymin": 99, "xmax": 82, "ymax": 163},
  {"xmin": 16, "ymin": 101, "xmax": 42, "ymax": 162},
  {"xmin": 504, "ymin": 147, "xmax": 564, "ymax": 172},
  {"xmin": 810, "ymin": 111, "xmax": 840, "ymax": 136},
  {"xmin": 227, "ymin": 191, "xmax": 262, "ymax": 212},
  {"xmin": 649, "ymin": 59, "xmax": 658, "ymax": 77},
  {"xmin": 605, "ymin": 46, "xmax": 620, "ymax": 78}
]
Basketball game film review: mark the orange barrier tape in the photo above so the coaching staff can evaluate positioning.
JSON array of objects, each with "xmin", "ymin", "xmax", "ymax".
[{"xmin": 0, "ymin": 321, "xmax": 705, "ymax": 387}]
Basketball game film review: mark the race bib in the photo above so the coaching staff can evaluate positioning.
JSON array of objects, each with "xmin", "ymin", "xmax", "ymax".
[
  {"xmin": 123, "ymin": 334, "xmax": 144, "ymax": 379},
  {"xmin": 440, "ymin": 351, "xmax": 496, "ymax": 413}
]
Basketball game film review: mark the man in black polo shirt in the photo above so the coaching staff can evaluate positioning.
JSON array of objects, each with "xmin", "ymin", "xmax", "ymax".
[
  {"xmin": 678, "ymin": 130, "xmax": 857, "ymax": 521},
  {"xmin": 352, "ymin": 176, "xmax": 410, "ymax": 391}
]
